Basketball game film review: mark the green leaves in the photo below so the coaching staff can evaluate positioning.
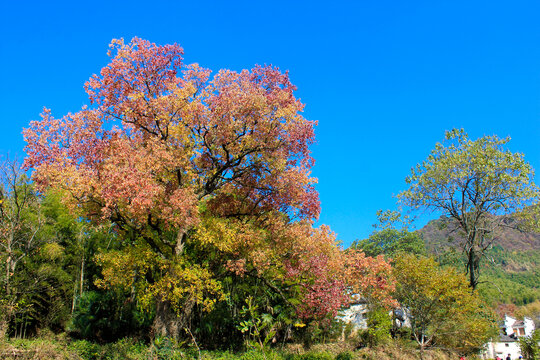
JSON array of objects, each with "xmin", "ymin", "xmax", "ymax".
[
  {"xmin": 401, "ymin": 129, "xmax": 537, "ymax": 216},
  {"xmin": 398, "ymin": 129, "xmax": 539, "ymax": 289},
  {"xmin": 518, "ymin": 329, "xmax": 540, "ymax": 360},
  {"xmin": 352, "ymin": 228, "xmax": 425, "ymax": 258},
  {"xmin": 237, "ymin": 296, "xmax": 279, "ymax": 349}
]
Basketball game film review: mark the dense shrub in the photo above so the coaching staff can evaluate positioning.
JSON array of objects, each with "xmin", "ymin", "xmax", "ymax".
[
  {"xmin": 148, "ymin": 336, "xmax": 184, "ymax": 360},
  {"xmin": 70, "ymin": 338, "xmax": 147, "ymax": 360},
  {"xmin": 70, "ymin": 291, "xmax": 152, "ymax": 343},
  {"xmin": 335, "ymin": 351, "xmax": 354, "ymax": 360},
  {"xmin": 286, "ymin": 351, "xmax": 334, "ymax": 360}
]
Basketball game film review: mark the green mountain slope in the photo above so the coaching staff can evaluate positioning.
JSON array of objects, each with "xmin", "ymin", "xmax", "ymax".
[{"xmin": 417, "ymin": 216, "xmax": 540, "ymax": 306}]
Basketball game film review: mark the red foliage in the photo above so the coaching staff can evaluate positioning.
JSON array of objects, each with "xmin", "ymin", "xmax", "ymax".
[
  {"xmin": 24, "ymin": 38, "xmax": 394, "ymax": 321},
  {"xmin": 24, "ymin": 38, "xmax": 319, "ymax": 231}
]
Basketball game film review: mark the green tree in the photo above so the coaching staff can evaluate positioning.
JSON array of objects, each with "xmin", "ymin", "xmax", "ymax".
[
  {"xmin": 352, "ymin": 229, "xmax": 425, "ymax": 258},
  {"xmin": 398, "ymin": 129, "xmax": 538, "ymax": 289},
  {"xmin": 393, "ymin": 254, "xmax": 497, "ymax": 356},
  {"xmin": 0, "ymin": 158, "xmax": 43, "ymax": 338},
  {"xmin": 361, "ymin": 306, "xmax": 392, "ymax": 347},
  {"xmin": 519, "ymin": 329, "xmax": 540, "ymax": 360},
  {"xmin": 352, "ymin": 209, "xmax": 425, "ymax": 258},
  {"xmin": 0, "ymin": 169, "xmax": 122, "ymax": 339},
  {"xmin": 37, "ymin": 190, "xmax": 122, "ymax": 336}
]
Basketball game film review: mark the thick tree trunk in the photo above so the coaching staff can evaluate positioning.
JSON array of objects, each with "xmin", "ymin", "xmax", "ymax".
[
  {"xmin": 175, "ymin": 230, "xmax": 186, "ymax": 256},
  {"xmin": 152, "ymin": 230, "xmax": 193, "ymax": 340},
  {"xmin": 152, "ymin": 298, "xmax": 195, "ymax": 340},
  {"xmin": 153, "ymin": 300, "xmax": 182, "ymax": 339}
]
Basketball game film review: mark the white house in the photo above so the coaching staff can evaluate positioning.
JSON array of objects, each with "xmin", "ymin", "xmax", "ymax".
[
  {"xmin": 338, "ymin": 301, "xmax": 368, "ymax": 330},
  {"xmin": 482, "ymin": 315, "xmax": 536, "ymax": 359},
  {"xmin": 339, "ymin": 306, "xmax": 536, "ymax": 359},
  {"xmin": 338, "ymin": 300, "xmax": 410, "ymax": 333}
]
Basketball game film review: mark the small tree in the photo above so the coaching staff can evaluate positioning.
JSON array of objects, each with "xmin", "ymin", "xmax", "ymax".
[
  {"xmin": 352, "ymin": 229, "xmax": 425, "ymax": 259},
  {"xmin": 352, "ymin": 209, "xmax": 425, "ymax": 258},
  {"xmin": 393, "ymin": 254, "xmax": 497, "ymax": 356},
  {"xmin": 398, "ymin": 129, "xmax": 538, "ymax": 289},
  {"xmin": 361, "ymin": 306, "xmax": 392, "ymax": 347},
  {"xmin": 519, "ymin": 329, "xmax": 540, "ymax": 360}
]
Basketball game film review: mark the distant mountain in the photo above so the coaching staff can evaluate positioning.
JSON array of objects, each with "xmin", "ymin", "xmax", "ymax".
[
  {"xmin": 417, "ymin": 215, "xmax": 540, "ymax": 253},
  {"xmin": 417, "ymin": 215, "xmax": 540, "ymax": 306}
]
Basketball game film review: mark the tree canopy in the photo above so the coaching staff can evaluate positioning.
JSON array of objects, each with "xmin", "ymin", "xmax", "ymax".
[
  {"xmin": 398, "ymin": 129, "xmax": 538, "ymax": 289},
  {"xmin": 393, "ymin": 254, "xmax": 497, "ymax": 355},
  {"xmin": 23, "ymin": 38, "xmax": 394, "ymax": 341}
]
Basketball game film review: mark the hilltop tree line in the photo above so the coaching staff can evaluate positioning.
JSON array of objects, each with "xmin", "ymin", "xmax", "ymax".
[{"xmin": 1, "ymin": 38, "xmax": 538, "ymax": 357}]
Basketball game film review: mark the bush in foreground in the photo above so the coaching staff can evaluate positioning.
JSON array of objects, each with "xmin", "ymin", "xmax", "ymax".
[{"xmin": 0, "ymin": 336, "xmax": 462, "ymax": 360}]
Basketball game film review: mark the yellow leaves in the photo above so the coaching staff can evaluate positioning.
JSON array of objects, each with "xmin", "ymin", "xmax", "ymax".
[
  {"xmin": 95, "ymin": 244, "xmax": 159, "ymax": 291},
  {"xmin": 194, "ymin": 217, "xmax": 237, "ymax": 253},
  {"xmin": 147, "ymin": 260, "xmax": 225, "ymax": 314},
  {"xmin": 395, "ymin": 254, "xmax": 489, "ymax": 317},
  {"xmin": 393, "ymin": 253, "xmax": 497, "ymax": 353},
  {"xmin": 40, "ymin": 243, "xmax": 65, "ymax": 261},
  {"xmin": 96, "ymin": 241, "xmax": 225, "ymax": 315},
  {"xmin": 194, "ymin": 216, "xmax": 266, "ymax": 255}
]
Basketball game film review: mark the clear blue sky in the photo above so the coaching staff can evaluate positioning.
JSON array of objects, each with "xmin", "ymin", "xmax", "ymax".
[{"xmin": 1, "ymin": 0, "xmax": 539, "ymax": 246}]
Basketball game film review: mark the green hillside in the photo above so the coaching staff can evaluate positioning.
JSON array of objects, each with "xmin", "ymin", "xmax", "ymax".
[{"xmin": 418, "ymin": 216, "xmax": 540, "ymax": 306}]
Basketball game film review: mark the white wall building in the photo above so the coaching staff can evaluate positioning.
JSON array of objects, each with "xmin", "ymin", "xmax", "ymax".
[
  {"xmin": 482, "ymin": 315, "xmax": 536, "ymax": 360},
  {"xmin": 340, "ymin": 306, "xmax": 536, "ymax": 359},
  {"xmin": 338, "ymin": 303, "xmax": 368, "ymax": 330}
]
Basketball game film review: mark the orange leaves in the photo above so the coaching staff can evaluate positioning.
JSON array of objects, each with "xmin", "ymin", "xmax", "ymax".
[
  {"xmin": 225, "ymin": 259, "xmax": 247, "ymax": 277},
  {"xmin": 23, "ymin": 38, "xmax": 368, "ymax": 325},
  {"xmin": 86, "ymin": 37, "xmax": 184, "ymax": 109},
  {"xmin": 97, "ymin": 135, "xmax": 199, "ymax": 229},
  {"xmin": 344, "ymin": 250, "xmax": 396, "ymax": 308},
  {"xmin": 24, "ymin": 37, "xmax": 319, "ymax": 235},
  {"xmin": 259, "ymin": 221, "xmax": 395, "ymax": 320}
]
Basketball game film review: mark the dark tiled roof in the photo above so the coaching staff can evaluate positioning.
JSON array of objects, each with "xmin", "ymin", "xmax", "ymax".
[{"xmin": 499, "ymin": 334, "xmax": 517, "ymax": 343}]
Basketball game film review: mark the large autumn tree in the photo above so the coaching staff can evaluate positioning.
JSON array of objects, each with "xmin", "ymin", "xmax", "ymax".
[
  {"xmin": 24, "ymin": 38, "xmax": 393, "ymax": 341},
  {"xmin": 398, "ymin": 129, "xmax": 538, "ymax": 289}
]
